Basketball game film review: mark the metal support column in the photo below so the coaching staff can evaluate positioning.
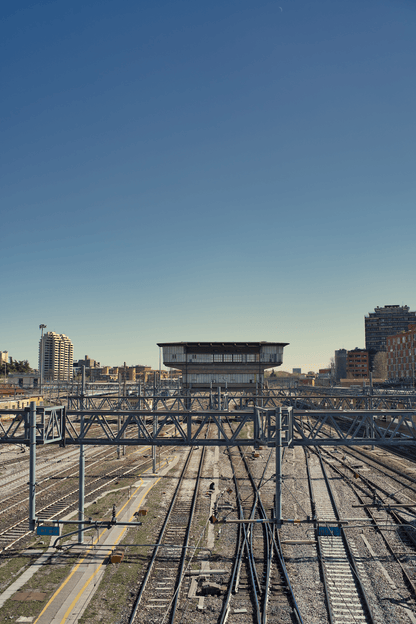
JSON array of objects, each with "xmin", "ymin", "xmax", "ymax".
[
  {"xmin": 78, "ymin": 366, "xmax": 86, "ymax": 544},
  {"xmin": 117, "ymin": 414, "xmax": 122, "ymax": 459},
  {"xmin": 29, "ymin": 401, "xmax": 37, "ymax": 531},
  {"xmin": 218, "ymin": 386, "xmax": 221, "ymax": 439},
  {"xmin": 185, "ymin": 388, "xmax": 191, "ymax": 411},
  {"xmin": 369, "ymin": 372, "xmax": 373, "ymax": 411},
  {"xmin": 81, "ymin": 365, "xmax": 86, "ymax": 406},
  {"xmin": 78, "ymin": 413, "xmax": 85, "ymax": 544},
  {"xmin": 275, "ymin": 408, "xmax": 282, "ymax": 529},
  {"xmin": 122, "ymin": 414, "xmax": 125, "ymax": 456},
  {"xmin": 371, "ymin": 413, "xmax": 375, "ymax": 451},
  {"xmin": 152, "ymin": 413, "xmax": 158, "ymax": 473}
]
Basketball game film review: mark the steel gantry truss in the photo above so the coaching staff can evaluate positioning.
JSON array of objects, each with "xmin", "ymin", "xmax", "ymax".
[
  {"xmin": 1, "ymin": 401, "xmax": 416, "ymax": 533},
  {"xmin": 293, "ymin": 410, "xmax": 416, "ymax": 446},
  {"xmin": 0, "ymin": 405, "xmax": 65, "ymax": 445},
  {"xmin": 67, "ymin": 388, "xmax": 416, "ymax": 411},
  {"xmin": 1, "ymin": 405, "xmax": 416, "ymax": 448}
]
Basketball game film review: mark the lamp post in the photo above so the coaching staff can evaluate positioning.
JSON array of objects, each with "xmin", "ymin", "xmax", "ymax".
[{"xmin": 39, "ymin": 324, "xmax": 46, "ymax": 396}]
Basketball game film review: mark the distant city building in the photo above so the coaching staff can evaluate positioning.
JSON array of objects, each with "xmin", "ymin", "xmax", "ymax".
[
  {"xmin": 76, "ymin": 355, "xmax": 101, "ymax": 369},
  {"xmin": 158, "ymin": 342, "xmax": 288, "ymax": 390},
  {"xmin": 119, "ymin": 364, "xmax": 137, "ymax": 383},
  {"xmin": 135, "ymin": 365, "xmax": 153, "ymax": 382},
  {"xmin": 365, "ymin": 305, "xmax": 416, "ymax": 366},
  {"xmin": 74, "ymin": 355, "xmax": 102, "ymax": 380},
  {"xmin": 292, "ymin": 368, "xmax": 302, "ymax": 374},
  {"xmin": 334, "ymin": 349, "xmax": 347, "ymax": 381},
  {"xmin": 316, "ymin": 368, "xmax": 331, "ymax": 386},
  {"xmin": 346, "ymin": 348, "xmax": 369, "ymax": 378},
  {"xmin": 386, "ymin": 325, "xmax": 416, "ymax": 380},
  {"xmin": 39, "ymin": 332, "xmax": 73, "ymax": 381},
  {"xmin": 7, "ymin": 373, "xmax": 39, "ymax": 389}
]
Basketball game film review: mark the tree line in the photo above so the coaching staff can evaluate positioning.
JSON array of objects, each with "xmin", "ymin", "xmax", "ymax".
[{"xmin": 2, "ymin": 359, "xmax": 33, "ymax": 374}]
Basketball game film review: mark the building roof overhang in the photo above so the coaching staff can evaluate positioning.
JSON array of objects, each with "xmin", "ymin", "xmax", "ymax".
[{"xmin": 157, "ymin": 341, "xmax": 289, "ymax": 354}]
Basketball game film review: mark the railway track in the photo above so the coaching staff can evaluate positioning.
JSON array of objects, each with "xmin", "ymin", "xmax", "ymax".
[
  {"xmin": 0, "ymin": 417, "xmax": 178, "ymax": 552},
  {"xmin": 218, "ymin": 417, "xmax": 302, "ymax": 624},
  {"xmin": 317, "ymin": 448, "xmax": 416, "ymax": 600},
  {"xmin": 305, "ymin": 449, "xmax": 378, "ymax": 624},
  {"xmin": 0, "ymin": 446, "xmax": 167, "ymax": 552},
  {"xmin": 221, "ymin": 446, "xmax": 259, "ymax": 623},
  {"xmin": 241, "ymin": 448, "xmax": 303, "ymax": 624},
  {"xmin": 0, "ymin": 446, "xmax": 83, "ymax": 490},
  {"xmin": 0, "ymin": 446, "xmax": 116, "ymax": 520},
  {"xmin": 128, "ymin": 446, "xmax": 205, "ymax": 623}
]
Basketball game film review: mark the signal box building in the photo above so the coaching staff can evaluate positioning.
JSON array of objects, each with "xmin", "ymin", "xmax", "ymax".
[{"xmin": 158, "ymin": 342, "xmax": 288, "ymax": 390}]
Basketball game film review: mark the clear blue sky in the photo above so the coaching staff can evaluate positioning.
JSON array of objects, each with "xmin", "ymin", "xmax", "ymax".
[{"xmin": 1, "ymin": 0, "xmax": 415, "ymax": 372}]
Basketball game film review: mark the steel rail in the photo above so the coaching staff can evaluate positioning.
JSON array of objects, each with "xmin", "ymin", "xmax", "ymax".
[
  {"xmin": 0, "ymin": 446, "xmax": 168, "ymax": 552},
  {"xmin": 236, "ymin": 446, "xmax": 273, "ymax": 624},
  {"xmin": 318, "ymin": 447, "xmax": 416, "ymax": 515},
  {"xmin": 0, "ymin": 422, "xmax": 178, "ymax": 550},
  {"xmin": 128, "ymin": 447, "xmax": 196, "ymax": 624},
  {"xmin": 218, "ymin": 447, "xmax": 261, "ymax": 624},
  {"xmin": 168, "ymin": 443, "xmax": 206, "ymax": 622},
  {"xmin": 237, "ymin": 444, "xmax": 304, "ymax": 624},
  {"xmin": 317, "ymin": 451, "xmax": 377, "ymax": 624},
  {"xmin": 301, "ymin": 418, "xmax": 416, "ymax": 513},
  {"xmin": 305, "ymin": 448, "xmax": 376, "ymax": 624},
  {"xmin": 304, "ymin": 449, "xmax": 338, "ymax": 624},
  {"xmin": 0, "ymin": 446, "xmax": 116, "ymax": 519},
  {"xmin": 341, "ymin": 445, "xmax": 416, "ymax": 491},
  {"xmin": 319, "ymin": 453, "xmax": 416, "ymax": 596},
  {"xmin": 220, "ymin": 416, "xmax": 303, "ymax": 624},
  {"xmin": 217, "ymin": 487, "xmax": 244, "ymax": 623}
]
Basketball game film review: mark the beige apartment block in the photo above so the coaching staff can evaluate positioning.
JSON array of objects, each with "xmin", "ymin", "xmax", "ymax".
[{"xmin": 39, "ymin": 332, "xmax": 74, "ymax": 381}]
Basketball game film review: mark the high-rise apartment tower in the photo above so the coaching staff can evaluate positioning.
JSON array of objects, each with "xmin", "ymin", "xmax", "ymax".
[
  {"xmin": 39, "ymin": 332, "xmax": 73, "ymax": 381},
  {"xmin": 365, "ymin": 305, "xmax": 416, "ymax": 364}
]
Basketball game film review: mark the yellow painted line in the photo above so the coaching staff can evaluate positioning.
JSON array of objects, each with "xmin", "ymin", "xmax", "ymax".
[
  {"xmin": 33, "ymin": 457, "xmax": 171, "ymax": 624},
  {"xmin": 32, "ymin": 478, "xmax": 143, "ymax": 624},
  {"xmin": 60, "ymin": 478, "xmax": 161, "ymax": 623}
]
